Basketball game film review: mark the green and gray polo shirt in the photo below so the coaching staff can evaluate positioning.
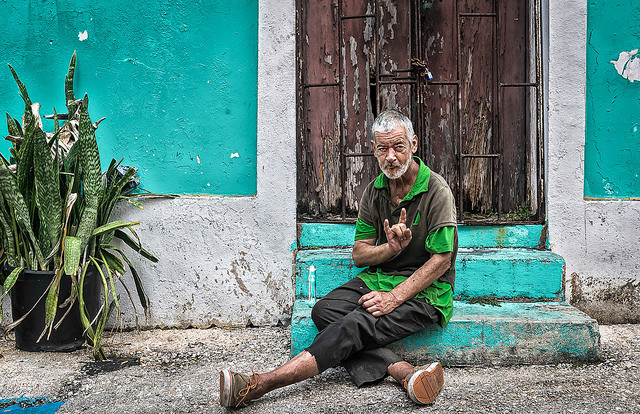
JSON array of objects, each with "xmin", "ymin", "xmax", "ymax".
[{"xmin": 354, "ymin": 156, "xmax": 458, "ymax": 327}]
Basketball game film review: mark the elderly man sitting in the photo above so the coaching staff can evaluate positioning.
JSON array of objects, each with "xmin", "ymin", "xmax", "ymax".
[{"xmin": 220, "ymin": 109, "xmax": 457, "ymax": 408}]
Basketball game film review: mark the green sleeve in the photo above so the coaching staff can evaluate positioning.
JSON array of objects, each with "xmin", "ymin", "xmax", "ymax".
[
  {"xmin": 425, "ymin": 226, "xmax": 455, "ymax": 254},
  {"xmin": 355, "ymin": 219, "xmax": 377, "ymax": 241}
]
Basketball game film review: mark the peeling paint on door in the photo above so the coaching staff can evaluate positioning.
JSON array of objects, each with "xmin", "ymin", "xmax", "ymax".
[{"xmin": 298, "ymin": 0, "xmax": 542, "ymax": 221}]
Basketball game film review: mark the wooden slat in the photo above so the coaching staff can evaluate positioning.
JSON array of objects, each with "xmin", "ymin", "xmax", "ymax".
[
  {"xmin": 421, "ymin": 0, "xmax": 459, "ymax": 198},
  {"xmin": 301, "ymin": 0, "xmax": 339, "ymax": 86},
  {"xmin": 498, "ymin": 0, "xmax": 529, "ymax": 213},
  {"xmin": 460, "ymin": 13, "xmax": 495, "ymax": 213},
  {"xmin": 341, "ymin": 8, "xmax": 379, "ymax": 214},
  {"xmin": 298, "ymin": 86, "xmax": 341, "ymax": 216},
  {"xmin": 377, "ymin": 0, "xmax": 412, "ymax": 115}
]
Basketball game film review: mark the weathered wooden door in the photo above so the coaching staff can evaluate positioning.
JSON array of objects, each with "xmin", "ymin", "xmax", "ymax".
[{"xmin": 297, "ymin": 0, "xmax": 543, "ymax": 223}]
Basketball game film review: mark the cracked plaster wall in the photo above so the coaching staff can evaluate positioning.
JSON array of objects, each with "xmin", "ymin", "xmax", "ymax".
[
  {"xmin": 0, "ymin": 0, "xmax": 259, "ymax": 196},
  {"xmin": 548, "ymin": 0, "xmax": 640, "ymax": 324},
  {"xmin": 109, "ymin": 1, "xmax": 297, "ymax": 328},
  {"xmin": 584, "ymin": 1, "xmax": 640, "ymax": 198},
  {"xmin": 1, "ymin": 0, "xmax": 296, "ymax": 328}
]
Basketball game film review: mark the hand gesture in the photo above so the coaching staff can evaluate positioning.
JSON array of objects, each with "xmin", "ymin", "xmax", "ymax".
[
  {"xmin": 358, "ymin": 291, "xmax": 400, "ymax": 317},
  {"xmin": 384, "ymin": 208, "xmax": 412, "ymax": 253}
]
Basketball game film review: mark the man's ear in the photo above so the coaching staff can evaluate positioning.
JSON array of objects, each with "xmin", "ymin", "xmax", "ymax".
[
  {"xmin": 370, "ymin": 139, "xmax": 376, "ymax": 151},
  {"xmin": 411, "ymin": 135, "xmax": 418, "ymax": 153}
]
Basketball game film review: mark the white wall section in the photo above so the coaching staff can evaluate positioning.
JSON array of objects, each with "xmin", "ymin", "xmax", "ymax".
[{"xmin": 548, "ymin": 0, "xmax": 640, "ymax": 323}]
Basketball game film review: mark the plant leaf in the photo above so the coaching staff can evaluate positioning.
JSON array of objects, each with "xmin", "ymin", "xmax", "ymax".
[
  {"xmin": 116, "ymin": 249, "xmax": 148, "ymax": 309},
  {"xmin": 33, "ymin": 125, "xmax": 62, "ymax": 266},
  {"xmin": 0, "ymin": 162, "xmax": 44, "ymax": 268},
  {"xmin": 53, "ymin": 107, "xmax": 59, "ymax": 132},
  {"xmin": 76, "ymin": 263, "xmax": 96, "ymax": 339},
  {"xmin": 74, "ymin": 95, "xmax": 101, "ymax": 252},
  {"xmin": 64, "ymin": 236, "xmax": 82, "ymax": 276},
  {"xmin": 65, "ymin": 52, "xmax": 78, "ymax": 115},
  {"xmin": 100, "ymin": 249, "xmax": 125, "ymax": 275},
  {"xmin": 44, "ymin": 271, "xmax": 60, "ymax": 327},
  {"xmin": 99, "ymin": 251, "xmax": 121, "ymax": 318},
  {"xmin": 92, "ymin": 221, "xmax": 140, "ymax": 237},
  {"xmin": 89, "ymin": 256, "xmax": 110, "ymax": 360},
  {"xmin": 113, "ymin": 229, "xmax": 158, "ymax": 262},
  {"xmin": 104, "ymin": 165, "xmax": 137, "ymax": 214},
  {"xmin": 8, "ymin": 64, "xmax": 32, "ymax": 107},
  {"xmin": 1, "ymin": 266, "xmax": 23, "ymax": 298},
  {"xmin": 6, "ymin": 112, "xmax": 21, "ymax": 137},
  {"xmin": 15, "ymin": 112, "xmax": 34, "ymax": 201},
  {"xmin": 0, "ymin": 198, "xmax": 17, "ymax": 265},
  {"xmin": 126, "ymin": 198, "xmax": 144, "ymax": 209}
]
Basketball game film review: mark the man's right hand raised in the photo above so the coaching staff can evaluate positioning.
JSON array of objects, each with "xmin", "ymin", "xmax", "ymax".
[{"xmin": 384, "ymin": 207, "xmax": 412, "ymax": 253}]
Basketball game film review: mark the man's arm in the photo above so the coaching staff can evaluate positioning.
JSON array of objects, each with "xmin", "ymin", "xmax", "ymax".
[
  {"xmin": 352, "ymin": 207, "xmax": 412, "ymax": 268},
  {"xmin": 352, "ymin": 238, "xmax": 395, "ymax": 267},
  {"xmin": 358, "ymin": 252, "xmax": 452, "ymax": 317}
]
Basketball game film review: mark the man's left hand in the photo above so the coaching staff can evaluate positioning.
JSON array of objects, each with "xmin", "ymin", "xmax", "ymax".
[{"xmin": 358, "ymin": 290, "xmax": 401, "ymax": 317}]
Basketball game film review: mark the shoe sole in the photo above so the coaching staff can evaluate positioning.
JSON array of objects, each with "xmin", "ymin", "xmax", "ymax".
[
  {"xmin": 220, "ymin": 369, "xmax": 233, "ymax": 407},
  {"xmin": 407, "ymin": 362, "xmax": 444, "ymax": 404}
]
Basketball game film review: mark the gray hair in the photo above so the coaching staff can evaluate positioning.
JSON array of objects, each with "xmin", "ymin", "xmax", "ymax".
[{"xmin": 371, "ymin": 109, "xmax": 415, "ymax": 143}]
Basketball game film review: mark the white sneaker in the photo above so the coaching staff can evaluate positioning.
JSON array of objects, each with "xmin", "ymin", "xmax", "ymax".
[{"xmin": 403, "ymin": 362, "xmax": 444, "ymax": 404}]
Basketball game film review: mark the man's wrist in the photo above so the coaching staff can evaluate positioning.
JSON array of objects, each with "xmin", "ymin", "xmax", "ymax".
[{"xmin": 385, "ymin": 242, "xmax": 401, "ymax": 257}]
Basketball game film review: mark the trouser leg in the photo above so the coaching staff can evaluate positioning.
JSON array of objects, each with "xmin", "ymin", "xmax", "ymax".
[{"xmin": 307, "ymin": 278, "xmax": 440, "ymax": 387}]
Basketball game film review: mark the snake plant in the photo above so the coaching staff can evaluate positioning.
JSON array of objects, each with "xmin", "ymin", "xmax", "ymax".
[{"xmin": 0, "ymin": 52, "xmax": 158, "ymax": 359}]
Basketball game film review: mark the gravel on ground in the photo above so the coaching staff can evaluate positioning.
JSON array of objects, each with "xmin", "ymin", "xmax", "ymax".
[{"xmin": 1, "ymin": 324, "xmax": 638, "ymax": 413}]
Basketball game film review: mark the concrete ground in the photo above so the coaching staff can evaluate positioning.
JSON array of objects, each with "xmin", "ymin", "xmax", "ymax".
[{"xmin": 0, "ymin": 324, "xmax": 638, "ymax": 413}]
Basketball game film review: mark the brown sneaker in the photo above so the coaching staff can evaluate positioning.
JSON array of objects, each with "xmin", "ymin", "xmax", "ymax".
[
  {"xmin": 219, "ymin": 369, "xmax": 259, "ymax": 408},
  {"xmin": 402, "ymin": 362, "xmax": 444, "ymax": 404}
]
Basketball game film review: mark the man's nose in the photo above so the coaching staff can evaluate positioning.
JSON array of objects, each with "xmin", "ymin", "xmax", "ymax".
[{"xmin": 385, "ymin": 148, "xmax": 397, "ymax": 162}]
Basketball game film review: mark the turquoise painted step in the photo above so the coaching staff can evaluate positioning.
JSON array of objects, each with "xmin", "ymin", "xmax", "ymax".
[
  {"xmin": 296, "ymin": 247, "xmax": 564, "ymax": 300},
  {"xmin": 290, "ymin": 300, "xmax": 600, "ymax": 365},
  {"xmin": 298, "ymin": 223, "xmax": 547, "ymax": 249}
]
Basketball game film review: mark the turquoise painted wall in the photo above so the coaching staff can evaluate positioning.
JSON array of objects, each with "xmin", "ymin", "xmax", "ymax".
[
  {"xmin": 585, "ymin": 1, "xmax": 640, "ymax": 199},
  {"xmin": 0, "ymin": 0, "xmax": 257, "ymax": 195}
]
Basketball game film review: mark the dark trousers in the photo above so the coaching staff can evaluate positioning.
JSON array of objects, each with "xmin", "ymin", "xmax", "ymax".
[{"xmin": 306, "ymin": 278, "xmax": 440, "ymax": 387}]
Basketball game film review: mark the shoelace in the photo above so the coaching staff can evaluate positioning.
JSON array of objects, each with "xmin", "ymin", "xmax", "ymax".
[
  {"xmin": 401, "ymin": 378, "xmax": 409, "ymax": 389},
  {"xmin": 236, "ymin": 368, "xmax": 259, "ymax": 408},
  {"xmin": 401, "ymin": 370, "xmax": 416, "ymax": 390}
]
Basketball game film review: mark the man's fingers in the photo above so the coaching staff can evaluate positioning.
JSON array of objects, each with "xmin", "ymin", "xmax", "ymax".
[
  {"xmin": 384, "ymin": 219, "xmax": 391, "ymax": 235},
  {"xmin": 391, "ymin": 225, "xmax": 404, "ymax": 240},
  {"xmin": 399, "ymin": 208, "xmax": 407, "ymax": 224},
  {"xmin": 358, "ymin": 292, "xmax": 375, "ymax": 305},
  {"xmin": 403, "ymin": 228, "xmax": 412, "ymax": 241}
]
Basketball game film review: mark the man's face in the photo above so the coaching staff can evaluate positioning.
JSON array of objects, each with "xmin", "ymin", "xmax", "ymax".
[{"xmin": 371, "ymin": 127, "xmax": 417, "ymax": 180}]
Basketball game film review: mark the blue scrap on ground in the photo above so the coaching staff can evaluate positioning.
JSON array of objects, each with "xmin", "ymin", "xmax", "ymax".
[{"xmin": 0, "ymin": 397, "xmax": 64, "ymax": 413}]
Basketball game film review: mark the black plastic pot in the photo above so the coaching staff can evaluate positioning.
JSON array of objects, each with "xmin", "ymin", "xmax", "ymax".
[{"xmin": 5, "ymin": 265, "xmax": 100, "ymax": 352}]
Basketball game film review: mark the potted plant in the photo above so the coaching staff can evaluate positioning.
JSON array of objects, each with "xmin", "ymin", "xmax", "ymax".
[{"xmin": 0, "ymin": 52, "xmax": 158, "ymax": 360}]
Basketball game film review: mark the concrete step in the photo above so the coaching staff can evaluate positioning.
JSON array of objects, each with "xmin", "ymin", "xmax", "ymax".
[
  {"xmin": 296, "ymin": 247, "xmax": 564, "ymax": 300},
  {"xmin": 290, "ymin": 299, "xmax": 600, "ymax": 366},
  {"xmin": 297, "ymin": 223, "xmax": 547, "ymax": 249},
  {"xmin": 294, "ymin": 223, "xmax": 598, "ymax": 365}
]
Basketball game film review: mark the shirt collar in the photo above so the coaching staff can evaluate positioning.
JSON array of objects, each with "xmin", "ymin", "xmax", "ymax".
[{"xmin": 374, "ymin": 156, "xmax": 431, "ymax": 201}]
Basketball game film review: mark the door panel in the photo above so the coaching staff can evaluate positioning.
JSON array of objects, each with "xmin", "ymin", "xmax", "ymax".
[{"xmin": 298, "ymin": 0, "xmax": 543, "ymax": 223}]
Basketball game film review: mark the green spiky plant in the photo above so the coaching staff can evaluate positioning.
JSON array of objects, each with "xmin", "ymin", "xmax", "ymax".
[{"xmin": 0, "ymin": 52, "xmax": 158, "ymax": 359}]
